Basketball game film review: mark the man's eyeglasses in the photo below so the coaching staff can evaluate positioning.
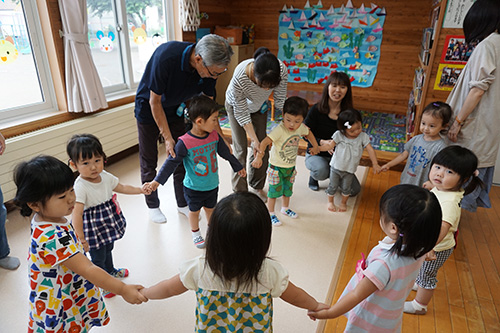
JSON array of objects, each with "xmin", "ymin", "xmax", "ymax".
[{"xmin": 203, "ymin": 61, "xmax": 227, "ymax": 77}]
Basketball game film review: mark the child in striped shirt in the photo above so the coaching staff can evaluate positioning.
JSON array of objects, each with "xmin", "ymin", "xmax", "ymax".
[{"xmin": 308, "ymin": 184, "xmax": 442, "ymax": 331}]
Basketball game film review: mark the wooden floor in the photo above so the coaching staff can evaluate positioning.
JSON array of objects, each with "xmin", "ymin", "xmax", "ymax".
[{"xmin": 322, "ymin": 169, "xmax": 500, "ymax": 333}]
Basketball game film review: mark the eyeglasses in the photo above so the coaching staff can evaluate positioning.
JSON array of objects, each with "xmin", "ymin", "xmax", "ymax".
[{"xmin": 203, "ymin": 61, "xmax": 227, "ymax": 77}]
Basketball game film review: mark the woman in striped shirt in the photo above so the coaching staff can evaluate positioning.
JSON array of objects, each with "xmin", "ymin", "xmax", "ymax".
[{"xmin": 225, "ymin": 47, "xmax": 288, "ymax": 200}]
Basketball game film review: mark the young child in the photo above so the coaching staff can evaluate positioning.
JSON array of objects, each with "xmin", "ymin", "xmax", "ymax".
[
  {"xmin": 67, "ymin": 134, "xmax": 150, "ymax": 297},
  {"xmin": 380, "ymin": 101, "xmax": 452, "ymax": 187},
  {"xmin": 140, "ymin": 191, "xmax": 328, "ymax": 331},
  {"xmin": 252, "ymin": 96, "xmax": 320, "ymax": 226},
  {"xmin": 146, "ymin": 95, "xmax": 246, "ymax": 248},
  {"xmin": 308, "ymin": 184, "xmax": 442, "ymax": 331},
  {"xmin": 404, "ymin": 146, "xmax": 483, "ymax": 315},
  {"xmin": 320, "ymin": 109, "xmax": 381, "ymax": 212},
  {"xmin": 13, "ymin": 155, "xmax": 147, "ymax": 332}
]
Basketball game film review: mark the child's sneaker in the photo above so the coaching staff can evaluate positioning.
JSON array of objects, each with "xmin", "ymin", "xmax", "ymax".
[
  {"xmin": 192, "ymin": 235, "xmax": 205, "ymax": 249},
  {"xmin": 280, "ymin": 208, "xmax": 298, "ymax": 218},
  {"xmin": 111, "ymin": 268, "xmax": 129, "ymax": 278},
  {"xmin": 271, "ymin": 214, "xmax": 282, "ymax": 227},
  {"xmin": 102, "ymin": 289, "xmax": 116, "ymax": 298},
  {"xmin": 404, "ymin": 299, "xmax": 427, "ymax": 315}
]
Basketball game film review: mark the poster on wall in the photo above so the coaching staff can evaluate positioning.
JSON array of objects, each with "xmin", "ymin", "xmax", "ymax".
[
  {"xmin": 443, "ymin": 0, "xmax": 475, "ymax": 28},
  {"xmin": 277, "ymin": 1, "xmax": 386, "ymax": 87},
  {"xmin": 440, "ymin": 35, "xmax": 477, "ymax": 64},
  {"xmin": 434, "ymin": 63, "xmax": 465, "ymax": 91}
]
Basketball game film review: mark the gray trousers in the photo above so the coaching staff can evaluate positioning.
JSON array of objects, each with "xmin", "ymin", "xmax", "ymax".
[
  {"xmin": 225, "ymin": 102, "xmax": 269, "ymax": 192},
  {"xmin": 325, "ymin": 167, "xmax": 361, "ymax": 197}
]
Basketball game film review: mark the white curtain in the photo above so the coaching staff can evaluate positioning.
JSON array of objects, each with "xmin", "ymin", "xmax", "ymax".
[
  {"xmin": 58, "ymin": 0, "xmax": 107, "ymax": 113},
  {"xmin": 180, "ymin": 0, "xmax": 200, "ymax": 32}
]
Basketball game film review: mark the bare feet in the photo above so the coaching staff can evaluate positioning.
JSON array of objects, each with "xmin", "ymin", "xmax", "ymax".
[
  {"xmin": 327, "ymin": 202, "xmax": 337, "ymax": 212},
  {"xmin": 338, "ymin": 202, "xmax": 348, "ymax": 212}
]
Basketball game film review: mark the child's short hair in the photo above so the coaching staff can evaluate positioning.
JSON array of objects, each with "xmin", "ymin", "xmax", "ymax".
[
  {"xmin": 430, "ymin": 145, "xmax": 484, "ymax": 195},
  {"xmin": 205, "ymin": 192, "xmax": 272, "ymax": 291},
  {"xmin": 14, "ymin": 155, "xmax": 75, "ymax": 217},
  {"xmin": 283, "ymin": 96, "xmax": 309, "ymax": 118},
  {"xmin": 379, "ymin": 184, "xmax": 442, "ymax": 259},
  {"xmin": 67, "ymin": 134, "xmax": 106, "ymax": 163},
  {"xmin": 185, "ymin": 95, "xmax": 219, "ymax": 122},
  {"xmin": 337, "ymin": 109, "xmax": 362, "ymax": 134},
  {"xmin": 422, "ymin": 101, "xmax": 452, "ymax": 127}
]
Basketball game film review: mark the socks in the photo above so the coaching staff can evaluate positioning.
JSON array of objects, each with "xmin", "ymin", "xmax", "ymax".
[{"xmin": 403, "ymin": 299, "xmax": 427, "ymax": 315}]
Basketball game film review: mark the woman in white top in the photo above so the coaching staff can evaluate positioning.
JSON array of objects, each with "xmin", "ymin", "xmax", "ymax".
[
  {"xmin": 225, "ymin": 47, "xmax": 288, "ymax": 199},
  {"xmin": 445, "ymin": 0, "xmax": 500, "ymax": 211}
]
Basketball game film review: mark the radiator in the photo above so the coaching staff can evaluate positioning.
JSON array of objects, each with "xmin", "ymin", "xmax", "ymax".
[{"xmin": 0, "ymin": 103, "xmax": 138, "ymax": 202}]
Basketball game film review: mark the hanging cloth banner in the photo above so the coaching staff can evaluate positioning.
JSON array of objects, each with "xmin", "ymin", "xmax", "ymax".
[{"xmin": 277, "ymin": 1, "xmax": 386, "ymax": 87}]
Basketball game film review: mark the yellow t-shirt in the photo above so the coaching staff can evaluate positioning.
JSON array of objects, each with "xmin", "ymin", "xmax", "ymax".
[
  {"xmin": 431, "ymin": 187, "xmax": 464, "ymax": 252},
  {"xmin": 268, "ymin": 123, "xmax": 310, "ymax": 168}
]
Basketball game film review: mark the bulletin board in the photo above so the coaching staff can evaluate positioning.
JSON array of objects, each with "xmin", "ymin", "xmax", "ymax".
[{"xmin": 277, "ymin": 1, "xmax": 386, "ymax": 87}]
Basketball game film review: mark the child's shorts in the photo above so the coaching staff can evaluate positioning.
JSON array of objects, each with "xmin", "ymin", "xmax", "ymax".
[
  {"xmin": 183, "ymin": 186, "xmax": 218, "ymax": 212},
  {"xmin": 415, "ymin": 248, "xmax": 454, "ymax": 289},
  {"xmin": 326, "ymin": 167, "xmax": 356, "ymax": 197},
  {"xmin": 267, "ymin": 164, "xmax": 297, "ymax": 199}
]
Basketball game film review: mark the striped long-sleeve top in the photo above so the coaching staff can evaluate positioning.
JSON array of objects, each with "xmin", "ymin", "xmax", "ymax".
[{"xmin": 225, "ymin": 58, "xmax": 288, "ymax": 127}]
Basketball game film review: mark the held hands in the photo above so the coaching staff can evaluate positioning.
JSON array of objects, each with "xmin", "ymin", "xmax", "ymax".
[
  {"xmin": 237, "ymin": 168, "xmax": 247, "ymax": 178},
  {"xmin": 121, "ymin": 284, "xmax": 149, "ymax": 304},
  {"xmin": 372, "ymin": 164, "xmax": 381, "ymax": 174},
  {"xmin": 379, "ymin": 164, "xmax": 390, "ymax": 173},
  {"xmin": 141, "ymin": 183, "xmax": 152, "ymax": 195},
  {"xmin": 308, "ymin": 145, "xmax": 320, "ymax": 156},
  {"xmin": 307, "ymin": 302, "xmax": 332, "ymax": 320},
  {"xmin": 424, "ymin": 249, "xmax": 437, "ymax": 261},
  {"xmin": 144, "ymin": 181, "xmax": 160, "ymax": 193}
]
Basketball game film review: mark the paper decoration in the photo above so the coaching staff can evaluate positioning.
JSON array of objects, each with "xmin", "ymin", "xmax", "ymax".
[
  {"xmin": 434, "ymin": 63, "xmax": 464, "ymax": 91},
  {"xmin": 0, "ymin": 36, "xmax": 19, "ymax": 64},
  {"xmin": 131, "ymin": 24, "xmax": 147, "ymax": 45},
  {"xmin": 96, "ymin": 31, "xmax": 115, "ymax": 52},
  {"xmin": 443, "ymin": 0, "xmax": 474, "ymax": 28},
  {"xmin": 278, "ymin": 1, "xmax": 386, "ymax": 87}
]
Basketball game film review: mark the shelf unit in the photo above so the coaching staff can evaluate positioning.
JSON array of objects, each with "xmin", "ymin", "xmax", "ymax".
[{"xmin": 406, "ymin": 0, "xmax": 448, "ymax": 140}]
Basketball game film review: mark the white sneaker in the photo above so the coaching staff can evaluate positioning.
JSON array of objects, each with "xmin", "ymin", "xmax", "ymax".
[
  {"xmin": 149, "ymin": 208, "xmax": 167, "ymax": 223},
  {"xmin": 178, "ymin": 206, "xmax": 201, "ymax": 220},
  {"xmin": 249, "ymin": 187, "xmax": 268, "ymax": 203}
]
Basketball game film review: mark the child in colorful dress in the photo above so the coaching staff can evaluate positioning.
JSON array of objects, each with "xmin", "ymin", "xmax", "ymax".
[
  {"xmin": 251, "ymin": 96, "xmax": 320, "ymax": 226},
  {"xmin": 67, "ymin": 134, "xmax": 151, "ymax": 297},
  {"xmin": 404, "ymin": 146, "xmax": 483, "ymax": 315},
  {"xmin": 380, "ymin": 101, "xmax": 452, "ymax": 187},
  {"xmin": 320, "ymin": 109, "xmax": 381, "ymax": 212},
  {"xmin": 308, "ymin": 184, "xmax": 442, "ymax": 331},
  {"xmin": 13, "ymin": 155, "xmax": 147, "ymax": 332},
  {"xmin": 140, "ymin": 191, "xmax": 328, "ymax": 331},
  {"xmin": 146, "ymin": 95, "xmax": 246, "ymax": 248}
]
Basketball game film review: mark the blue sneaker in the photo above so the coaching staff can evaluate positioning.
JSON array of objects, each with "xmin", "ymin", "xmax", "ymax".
[
  {"xmin": 271, "ymin": 214, "xmax": 282, "ymax": 227},
  {"xmin": 193, "ymin": 235, "xmax": 206, "ymax": 249},
  {"xmin": 281, "ymin": 208, "xmax": 298, "ymax": 219}
]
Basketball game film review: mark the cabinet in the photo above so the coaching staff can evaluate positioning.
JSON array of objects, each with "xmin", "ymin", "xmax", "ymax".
[
  {"xmin": 406, "ymin": 0, "xmax": 447, "ymax": 139},
  {"xmin": 215, "ymin": 44, "xmax": 254, "ymax": 106}
]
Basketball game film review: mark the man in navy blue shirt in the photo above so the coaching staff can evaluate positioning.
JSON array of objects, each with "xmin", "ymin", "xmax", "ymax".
[{"xmin": 135, "ymin": 34, "xmax": 233, "ymax": 223}]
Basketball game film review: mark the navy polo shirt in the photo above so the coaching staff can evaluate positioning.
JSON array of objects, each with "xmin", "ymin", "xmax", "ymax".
[{"xmin": 134, "ymin": 41, "xmax": 216, "ymax": 124}]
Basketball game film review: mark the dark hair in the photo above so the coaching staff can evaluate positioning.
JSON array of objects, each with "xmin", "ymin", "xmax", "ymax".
[
  {"xmin": 430, "ymin": 145, "xmax": 484, "ymax": 195},
  {"xmin": 14, "ymin": 155, "xmax": 75, "ymax": 217},
  {"xmin": 205, "ymin": 192, "xmax": 272, "ymax": 291},
  {"xmin": 253, "ymin": 47, "xmax": 281, "ymax": 89},
  {"xmin": 422, "ymin": 101, "xmax": 452, "ymax": 127},
  {"xmin": 463, "ymin": 0, "xmax": 500, "ymax": 43},
  {"xmin": 318, "ymin": 72, "xmax": 353, "ymax": 114},
  {"xmin": 380, "ymin": 184, "xmax": 442, "ymax": 259},
  {"xmin": 337, "ymin": 108, "xmax": 362, "ymax": 135},
  {"xmin": 66, "ymin": 134, "xmax": 106, "ymax": 163},
  {"xmin": 283, "ymin": 96, "xmax": 309, "ymax": 118},
  {"xmin": 185, "ymin": 94, "xmax": 219, "ymax": 122}
]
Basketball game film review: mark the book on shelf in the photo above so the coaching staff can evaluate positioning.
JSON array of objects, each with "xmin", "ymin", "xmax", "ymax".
[
  {"xmin": 419, "ymin": 46, "xmax": 430, "ymax": 67},
  {"xmin": 421, "ymin": 27, "xmax": 434, "ymax": 50}
]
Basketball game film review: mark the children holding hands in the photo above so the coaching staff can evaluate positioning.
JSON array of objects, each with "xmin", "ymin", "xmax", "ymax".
[
  {"xmin": 14, "ymin": 155, "xmax": 147, "ymax": 332},
  {"xmin": 320, "ymin": 109, "xmax": 381, "ymax": 212},
  {"xmin": 380, "ymin": 101, "xmax": 452, "ymax": 187},
  {"xmin": 252, "ymin": 96, "xmax": 319, "ymax": 226},
  {"xmin": 67, "ymin": 134, "xmax": 151, "ymax": 297},
  {"xmin": 145, "ymin": 95, "xmax": 245, "ymax": 248}
]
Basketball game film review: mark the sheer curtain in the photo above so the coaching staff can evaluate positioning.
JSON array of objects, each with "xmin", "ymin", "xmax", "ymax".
[
  {"xmin": 58, "ymin": 0, "xmax": 107, "ymax": 113},
  {"xmin": 179, "ymin": 0, "xmax": 200, "ymax": 32}
]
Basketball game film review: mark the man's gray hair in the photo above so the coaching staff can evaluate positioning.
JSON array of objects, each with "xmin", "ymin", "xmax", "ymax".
[{"xmin": 195, "ymin": 34, "xmax": 233, "ymax": 67}]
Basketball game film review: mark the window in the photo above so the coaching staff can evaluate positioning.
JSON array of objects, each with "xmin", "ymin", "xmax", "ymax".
[
  {"xmin": 87, "ymin": 0, "xmax": 175, "ymax": 95},
  {"xmin": 0, "ymin": 0, "xmax": 56, "ymax": 121}
]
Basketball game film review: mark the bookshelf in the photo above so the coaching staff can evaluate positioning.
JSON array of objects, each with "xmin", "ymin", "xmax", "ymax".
[{"xmin": 406, "ymin": 0, "xmax": 448, "ymax": 140}]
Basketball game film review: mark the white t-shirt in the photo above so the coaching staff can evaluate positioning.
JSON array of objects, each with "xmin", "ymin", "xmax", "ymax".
[
  {"xmin": 330, "ymin": 131, "xmax": 370, "ymax": 173},
  {"xmin": 74, "ymin": 170, "xmax": 119, "ymax": 209}
]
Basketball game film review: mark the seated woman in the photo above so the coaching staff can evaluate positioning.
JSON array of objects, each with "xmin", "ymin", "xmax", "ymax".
[{"xmin": 304, "ymin": 72, "xmax": 360, "ymax": 195}]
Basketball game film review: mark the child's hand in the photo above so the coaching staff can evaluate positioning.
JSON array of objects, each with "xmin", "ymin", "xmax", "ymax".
[
  {"xmin": 237, "ymin": 168, "xmax": 247, "ymax": 178},
  {"xmin": 141, "ymin": 183, "xmax": 152, "ymax": 195},
  {"xmin": 145, "ymin": 181, "xmax": 160, "ymax": 192},
  {"xmin": 422, "ymin": 181, "xmax": 433, "ymax": 190},
  {"xmin": 380, "ymin": 164, "xmax": 390, "ymax": 172},
  {"xmin": 307, "ymin": 304, "xmax": 332, "ymax": 320},
  {"xmin": 251, "ymin": 157, "xmax": 263, "ymax": 169},
  {"xmin": 121, "ymin": 284, "xmax": 148, "ymax": 304},
  {"xmin": 80, "ymin": 239, "xmax": 90, "ymax": 253},
  {"xmin": 372, "ymin": 164, "xmax": 381, "ymax": 174},
  {"xmin": 309, "ymin": 145, "xmax": 320, "ymax": 156},
  {"xmin": 424, "ymin": 249, "xmax": 436, "ymax": 261}
]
